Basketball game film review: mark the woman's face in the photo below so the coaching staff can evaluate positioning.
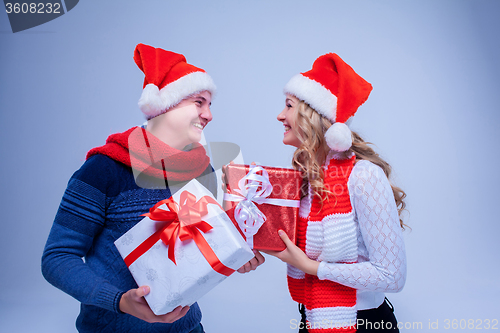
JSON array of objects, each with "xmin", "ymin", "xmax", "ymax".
[
  {"xmin": 277, "ymin": 94, "xmax": 302, "ymax": 148},
  {"xmin": 155, "ymin": 90, "xmax": 212, "ymax": 149}
]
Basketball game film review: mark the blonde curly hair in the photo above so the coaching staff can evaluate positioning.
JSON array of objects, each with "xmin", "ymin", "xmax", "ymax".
[{"xmin": 290, "ymin": 100, "xmax": 407, "ymax": 229}]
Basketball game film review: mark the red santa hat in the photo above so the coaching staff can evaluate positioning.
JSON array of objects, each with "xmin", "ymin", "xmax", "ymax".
[
  {"xmin": 283, "ymin": 53, "xmax": 373, "ymax": 151},
  {"xmin": 134, "ymin": 43, "xmax": 217, "ymax": 119}
]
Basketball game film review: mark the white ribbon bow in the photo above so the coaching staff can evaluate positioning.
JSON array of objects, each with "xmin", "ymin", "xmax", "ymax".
[{"xmin": 224, "ymin": 165, "xmax": 300, "ymax": 248}]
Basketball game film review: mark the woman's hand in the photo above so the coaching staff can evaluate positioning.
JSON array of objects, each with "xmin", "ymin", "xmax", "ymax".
[
  {"xmin": 119, "ymin": 286, "xmax": 190, "ymax": 323},
  {"xmin": 263, "ymin": 230, "xmax": 319, "ymax": 276},
  {"xmin": 237, "ymin": 250, "xmax": 266, "ymax": 273}
]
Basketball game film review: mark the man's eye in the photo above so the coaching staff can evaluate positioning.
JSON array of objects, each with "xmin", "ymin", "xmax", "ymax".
[{"xmin": 195, "ymin": 100, "xmax": 203, "ymax": 105}]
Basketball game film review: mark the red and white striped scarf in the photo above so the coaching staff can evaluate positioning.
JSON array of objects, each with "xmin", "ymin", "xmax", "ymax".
[{"xmin": 288, "ymin": 155, "xmax": 357, "ymax": 332}]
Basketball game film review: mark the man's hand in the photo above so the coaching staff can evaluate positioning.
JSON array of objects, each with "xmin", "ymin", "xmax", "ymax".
[
  {"xmin": 119, "ymin": 286, "xmax": 190, "ymax": 323},
  {"xmin": 237, "ymin": 250, "xmax": 265, "ymax": 273}
]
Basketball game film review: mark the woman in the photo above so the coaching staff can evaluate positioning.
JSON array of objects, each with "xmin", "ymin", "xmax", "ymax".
[
  {"xmin": 265, "ymin": 53, "xmax": 407, "ymax": 333},
  {"xmin": 41, "ymin": 43, "xmax": 263, "ymax": 333}
]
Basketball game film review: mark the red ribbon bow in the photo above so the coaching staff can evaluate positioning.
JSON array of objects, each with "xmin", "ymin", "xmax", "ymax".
[{"xmin": 123, "ymin": 191, "xmax": 235, "ymax": 277}]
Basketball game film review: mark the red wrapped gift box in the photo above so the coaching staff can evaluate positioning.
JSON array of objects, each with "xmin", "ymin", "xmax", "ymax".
[{"xmin": 223, "ymin": 164, "xmax": 303, "ymax": 251}]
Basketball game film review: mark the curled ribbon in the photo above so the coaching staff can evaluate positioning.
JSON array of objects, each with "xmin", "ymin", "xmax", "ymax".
[
  {"xmin": 123, "ymin": 191, "xmax": 235, "ymax": 277},
  {"xmin": 223, "ymin": 165, "xmax": 300, "ymax": 248}
]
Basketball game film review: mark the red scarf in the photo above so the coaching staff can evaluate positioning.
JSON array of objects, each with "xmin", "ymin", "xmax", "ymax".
[
  {"xmin": 86, "ymin": 127, "xmax": 210, "ymax": 182},
  {"xmin": 288, "ymin": 155, "xmax": 357, "ymax": 333}
]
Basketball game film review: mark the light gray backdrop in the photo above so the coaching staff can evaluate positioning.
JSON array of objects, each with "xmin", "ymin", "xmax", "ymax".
[{"xmin": 1, "ymin": 1, "xmax": 499, "ymax": 332}]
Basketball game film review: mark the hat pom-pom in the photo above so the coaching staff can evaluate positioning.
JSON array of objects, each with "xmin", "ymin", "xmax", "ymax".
[
  {"xmin": 138, "ymin": 84, "xmax": 165, "ymax": 119},
  {"xmin": 325, "ymin": 122, "xmax": 352, "ymax": 151}
]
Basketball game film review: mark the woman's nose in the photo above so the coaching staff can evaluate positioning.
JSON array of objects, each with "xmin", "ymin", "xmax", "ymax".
[{"xmin": 277, "ymin": 109, "xmax": 286, "ymax": 121}]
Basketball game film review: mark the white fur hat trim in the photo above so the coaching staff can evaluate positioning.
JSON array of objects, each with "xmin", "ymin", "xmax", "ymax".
[
  {"xmin": 138, "ymin": 71, "xmax": 216, "ymax": 119},
  {"xmin": 325, "ymin": 122, "xmax": 352, "ymax": 152},
  {"xmin": 283, "ymin": 74, "xmax": 337, "ymax": 121}
]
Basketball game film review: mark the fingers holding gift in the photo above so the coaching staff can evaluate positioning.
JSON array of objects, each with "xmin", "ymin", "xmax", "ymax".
[
  {"xmin": 253, "ymin": 249, "xmax": 265, "ymax": 265},
  {"xmin": 119, "ymin": 286, "xmax": 190, "ymax": 323},
  {"xmin": 263, "ymin": 230, "xmax": 320, "ymax": 276},
  {"xmin": 159, "ymin": 305, "xmax": 191, "ymax": 323},
  {"xmin": 222, "ymin": 161, "xmax": 257, "ymax": 192},
  {"xmin": 221, "ymin": 161, "xmax": 235, "ymax": 192},
  {"xmin": 277, "ymin": 229, "xmax": 295, "ymax": 247},
  {"xmin": 236, "ymin": 258, "xmax": 257, "ymax": 273},
  {"xmin": 236, "ymin": 261, "xmax": 252, "ymax": 273},
  {"xmin": 237, "ymin": 250, "xmax": 265, "ymax": 273},
  {"xmin": 262, "ymin": 230, "xmax": 296, "ymax": 258}
]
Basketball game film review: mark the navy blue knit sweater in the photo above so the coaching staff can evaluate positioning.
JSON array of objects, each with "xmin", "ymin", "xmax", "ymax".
[{"xmin": 42, "ymin": 154, "xmax": 217, "ymax": 333}]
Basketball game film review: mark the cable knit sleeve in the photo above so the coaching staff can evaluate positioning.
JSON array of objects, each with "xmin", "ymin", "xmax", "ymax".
[
  {"xmin": 41, "ymin": 155, "xmax": 124, "ymax": 313},
  {"xmin": 316, "ymin": 160, "xmax": 407, "ymax": 292}
]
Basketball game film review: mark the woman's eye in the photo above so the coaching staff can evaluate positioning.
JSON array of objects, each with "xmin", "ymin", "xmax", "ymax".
[{"xmin": 286, "ymin": 104, "xmax": 292, "ymax": 108}]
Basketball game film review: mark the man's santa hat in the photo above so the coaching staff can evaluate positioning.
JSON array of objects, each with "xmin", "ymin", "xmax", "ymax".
[
  {"xmin": 284, "ymin": 53, "xmax": 372, "ymax": 151},
  {"xmin": 134, "ymin": 43, "xmax": 216, "ymax": 119}
]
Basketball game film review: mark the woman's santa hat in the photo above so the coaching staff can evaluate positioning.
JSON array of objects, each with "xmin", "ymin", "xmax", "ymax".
[
  {"xmin": 284, "ymin": 53, "xmax": 372, "ymax": 151},
  {"xmin": 134, "ymin": 43, "xmax": 217, "ymax": 119}
]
